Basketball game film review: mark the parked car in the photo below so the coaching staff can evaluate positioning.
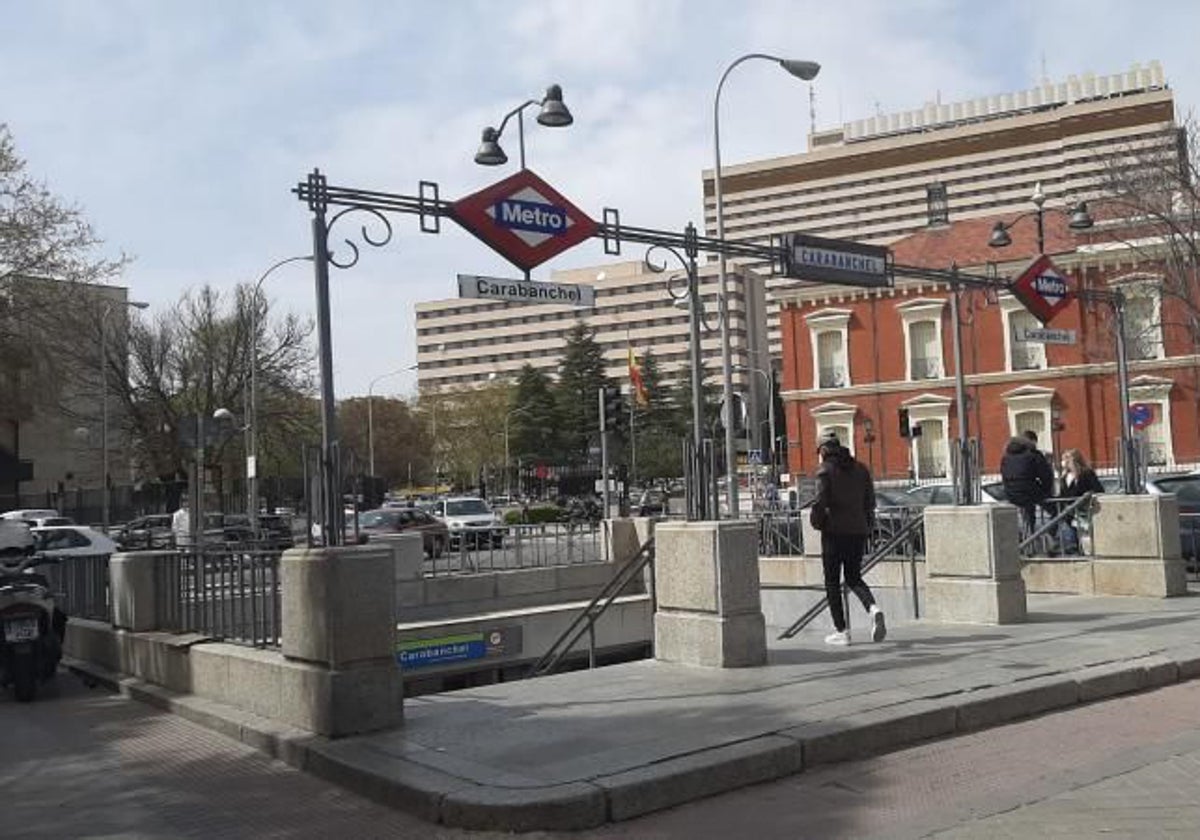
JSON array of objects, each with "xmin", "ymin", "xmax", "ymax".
[
  {"xmin": 31, "ymin": 525, "xmax": 117, "ymax": 558},
  {"xmin": 357, "ymin": 508, "xmax": 448, "ymax": 558},
  {"xmin": 907, "ymin": 482, "xmax": 1005, "ymax": 506},
  {"xmin": 1145, "ymin": 473, "xmax": 1200, "ymax": 564},
  {"xmin": 256, "ymin": 513, "xmax": 296, "ymax": 550},
  {"xmin": 114, "ymin": 514, "xmax": 175, "ymax": 550},
  {"xmin": 1, "ymin": 509, "xmax": 69, "ymax": 526},
  {"xmin": 430, "ymin": 497, "xmax": 505, "ymax": 549}
]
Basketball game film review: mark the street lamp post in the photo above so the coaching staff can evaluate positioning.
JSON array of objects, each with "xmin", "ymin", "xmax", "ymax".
[
  {"xmin": 713, "ymin": 54, "xmax": 820, "ymax": 518},
  {"xmin": 473, "ymin": 84, "xmax": 574, "ymax": 172},
  {"xmin": 503, "ymin": 405, "xmax": 535, "ymax": 499},
  {"xmin": 367, "ymin": 367, "xmax": 410, "ymax": 477},
  {"xmin": 99, "ymin": 298, "xmax": 149, "ymax": 532},
  {"xmin": 248, "ymin": 256, "xmax": 312, "ymax": 529}
]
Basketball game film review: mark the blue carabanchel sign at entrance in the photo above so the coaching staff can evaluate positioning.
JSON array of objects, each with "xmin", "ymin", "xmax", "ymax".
[{"xmin": 780, "ymin": 233, "xmax": 893, "ymax": 288}]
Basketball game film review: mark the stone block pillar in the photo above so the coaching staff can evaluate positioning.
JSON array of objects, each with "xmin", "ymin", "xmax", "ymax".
[
  {"xmin": 1091, "ymin": 494, "xmax": 1186, "ymax": 597},
  {"xmin": 924, "ymin": 506, "xmax": 1026, "ymax": 624},
  {"xmin": 654, "ymin": 521, "xmax": 766, "ymax": 667},
  {"xmin": 801, "ymin": 513, "xmax": 822, "ymax": 561},
  {"xmin": 110, "ymin": 551, "xmax": 173, "ymax": 632},
  {"xmin": 281, "ymin": 544, "xmax": 402, "ymax": 736}
]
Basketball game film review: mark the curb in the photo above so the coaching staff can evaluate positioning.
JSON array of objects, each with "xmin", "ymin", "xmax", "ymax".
[{"xmin": 63, "ymin": 644, "xmax": 1200, "ymax": 833}]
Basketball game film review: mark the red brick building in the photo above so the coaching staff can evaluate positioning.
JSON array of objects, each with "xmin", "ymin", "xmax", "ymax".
[{"xmin": 778, "ymin": 212, "xmax": 1200, "ymax": 482}]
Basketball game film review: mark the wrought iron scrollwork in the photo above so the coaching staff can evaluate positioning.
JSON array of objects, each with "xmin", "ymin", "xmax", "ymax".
[
  {"xmin": 325, "ymin": 206, "xmax": 394, "ymax": 270},
  {"xmin": 643, "ymin": 243, "xmax": 690, "ymax": 304}
]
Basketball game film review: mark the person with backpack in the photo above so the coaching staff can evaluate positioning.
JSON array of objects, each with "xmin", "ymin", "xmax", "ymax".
[{"xmin": 810, "ymin": 434, "xmax": 886, "ymax": 646}]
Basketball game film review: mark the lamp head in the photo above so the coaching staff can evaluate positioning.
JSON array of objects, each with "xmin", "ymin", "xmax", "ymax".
[
  {"xmin": 535, "ymin": 84, "xmax": 573, "ymax": 127},
  {"xmin": 1030, "ymin": 181, "xmax": 1046, "ymax": 208},
  {"xmin": 130, "ymin": 301, "xmax": 149, "ymax": 310},
  {"xmin": 473, "ymin": 127, "xmax": 508, "ymax": 166},
  {"xmin": 779, "ymin": 59, "xmax": 821, "ymax": 81},
  {"xmin": 988, "ymin": 221, "xmax": 1012, "ymax": 248},
  {"xmin": 212, "ymin": 407, "xmax": 236, "ymax": 423},
  {"xmin": 1068, "ymin": 201, "xmax": 1094, "ymax": 230}
]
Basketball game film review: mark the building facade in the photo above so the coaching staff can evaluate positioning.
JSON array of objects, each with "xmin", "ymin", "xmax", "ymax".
[
  {"xmin": 777, "ymin": 212, "xmax": 1200, "ymax": 483},
  {"xmin": 702, "ymin": 62, "xmax": 1179, "ymax": 360},
  {"xmin": 414, "ymin": 260, "xmax": 770, "ymax": 399}
]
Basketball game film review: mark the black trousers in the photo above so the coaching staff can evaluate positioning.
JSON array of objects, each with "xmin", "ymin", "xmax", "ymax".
[{"xmin": 821, "ymin": 532, "xmax": 876, "ymax": 632}]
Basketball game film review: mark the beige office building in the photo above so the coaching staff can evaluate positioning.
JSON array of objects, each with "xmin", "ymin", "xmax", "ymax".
[
  {"xmin": 414, "ymin": 260, "xmax": 769, "ymax": 397},
  {"xmin": 701, "ymin": 61, "xmax": 1179, "ymax": 356}
]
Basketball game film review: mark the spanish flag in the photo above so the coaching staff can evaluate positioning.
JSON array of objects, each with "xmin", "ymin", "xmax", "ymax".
[{"xmin": 628, "ymin": 347, "xmax": 649, "ymax": 407}]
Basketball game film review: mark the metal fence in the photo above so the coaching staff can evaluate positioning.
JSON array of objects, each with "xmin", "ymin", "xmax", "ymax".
[
  {"xmin": 45, "ymin": 554, "xmax": 111, "ymax": 622},
  {"xmin": 161, "ymin": 548, "xmax": 282, "ymax": 648},
  {"xmin": 756, "ymin": 504, "xmax": 926, "ymax": 559},
  {"xmin": 423, "ymin": 522, "xmax": 603, "ymax": 577},
  {"xmin": 1017, "ymin": 494, "xmax": 1097, "ymax": 559}
]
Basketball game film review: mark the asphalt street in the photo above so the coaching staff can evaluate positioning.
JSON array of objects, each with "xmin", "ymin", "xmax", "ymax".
[{"xmin": 6, "ymin": 670, "xmax": 1200, "ymax": 838}]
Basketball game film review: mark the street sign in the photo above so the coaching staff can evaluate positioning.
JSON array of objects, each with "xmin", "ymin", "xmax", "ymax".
[
  {"xmin": 1021, "ymin": 327, "xmax": 1077, "ymax": 345},
  {"xmin": 451, "ymin": 169, "xmax": 598, "ymax": 272},
  {"xmin": 780, "ymin": 233, "xmax": 893, "ymax": 288},
  {"xmin": 457, "ymin": 274, "xmax": 594, "ymax": 307},
  {"xmin": 1130, "ymin": 403, "xmax": 1153, "ymax": 430},
  {"xmin": 1011, "ymin": 254, "xmax": 1072, "ymax": 325},
  {"xmin": 748, "ymin": 449, "xmax": 762, "ymax": 465}
]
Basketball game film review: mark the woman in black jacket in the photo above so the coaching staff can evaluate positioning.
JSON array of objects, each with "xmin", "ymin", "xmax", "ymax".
[{"xmin": 1058, "ymin": 449, "xmax": 1103, "ymax": 554}]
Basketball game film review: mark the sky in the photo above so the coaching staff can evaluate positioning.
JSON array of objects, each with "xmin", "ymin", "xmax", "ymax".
[{"xmin": 4, "ymin": 0, "xmax": 1200, "ymax": 400}]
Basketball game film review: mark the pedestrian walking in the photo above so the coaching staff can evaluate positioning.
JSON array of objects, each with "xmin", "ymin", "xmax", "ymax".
[
  {"xmin": 1000, "ymin": 435, "xmax": 1054, "ymax": 538},
  {"xmin": 810, "ymin": 434, "xmax": 886, "ymax": 646},
  {"xmin": 1058, "ymin": 449, "xmax": 1104, "ymax": 555}
]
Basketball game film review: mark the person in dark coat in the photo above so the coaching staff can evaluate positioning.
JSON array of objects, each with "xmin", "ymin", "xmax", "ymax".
[
  {"xmin": 812, "ymin": 434, "xmax": 886, "ymax": 646},
  {"xmin": 1000, "ymin": 435, "xmax": 1054, "ymax": 537}
]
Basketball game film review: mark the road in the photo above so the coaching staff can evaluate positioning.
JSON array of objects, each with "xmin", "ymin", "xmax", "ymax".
[{"xmin": 5, "ymin": 673, "xmax": 1200, "ymax": 838}]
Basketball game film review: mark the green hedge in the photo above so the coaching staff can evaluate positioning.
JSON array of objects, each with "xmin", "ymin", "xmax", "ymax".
[{"xmin": 502, "ymin": 505, "xmax": 564, "ymax": 525}]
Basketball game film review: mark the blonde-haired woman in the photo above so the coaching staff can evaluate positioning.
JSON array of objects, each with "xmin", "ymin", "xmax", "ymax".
[{"xmin": 1059, "ymin": 449, "xmax": 1103, "ymax": 555}]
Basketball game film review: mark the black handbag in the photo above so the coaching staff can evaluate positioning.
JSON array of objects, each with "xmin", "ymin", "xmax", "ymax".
[{"xmin": 809, "ymin": 502, "xmax": 829, "ymax": 531}]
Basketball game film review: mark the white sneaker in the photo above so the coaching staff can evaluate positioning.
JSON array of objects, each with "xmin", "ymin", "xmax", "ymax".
[
  {"xmin": 824, "ymin": 630, "xmax": 850, "ymax": 646},
  {"xmin": 869, "ymin": 606, "xmax": 887, "ymax": 642}
]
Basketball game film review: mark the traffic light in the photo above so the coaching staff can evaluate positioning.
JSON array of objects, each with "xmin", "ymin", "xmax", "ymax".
[{"xmin": 601, "ymin": 385, "xmax": 625, "ymax": 432}]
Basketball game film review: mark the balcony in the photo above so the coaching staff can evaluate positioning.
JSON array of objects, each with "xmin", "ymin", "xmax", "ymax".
[
  {"xmin": 818, "ymin": 365, "xmax": 847, "ymax": 389},
  {"xmin": 909, "ymin": 356, "xmax": 942, "ymax": 380},
  {"xmin": 1010, "ymin": 345, "xmax": 1044, "ymax": 372}
]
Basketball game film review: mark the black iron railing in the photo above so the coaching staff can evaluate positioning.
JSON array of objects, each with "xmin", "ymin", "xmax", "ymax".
[
  {"xmin": 45, "ymin": 554, "xmax": 110, "ymax": 622},
  {"xmin": 423, "ymin": 522, "xmax": 603, "ymax": 577},
  {"xmin": 163, "ymin": 548, "xmax": 282, "ymax": 648}
]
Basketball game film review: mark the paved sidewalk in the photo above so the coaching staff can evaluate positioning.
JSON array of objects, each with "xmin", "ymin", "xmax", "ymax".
[{"xmin": 71, "ymin": 590, "xmax": 1200, "ymax": 832}]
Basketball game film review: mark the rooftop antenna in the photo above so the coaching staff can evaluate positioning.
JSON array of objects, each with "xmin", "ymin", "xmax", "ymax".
[{"xmin": 808, "ymin": 83, "xmax": 817, "ymax": 135}]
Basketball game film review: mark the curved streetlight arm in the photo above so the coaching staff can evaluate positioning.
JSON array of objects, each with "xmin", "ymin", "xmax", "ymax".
[
  {"xmin": 367, "ymin": 366, "xmax": 412, "ymax": 477},
  {"xmin": 247, "ymin": 255, "xmax": 312, "ymax": 525},
  {"xmin": 491, "ymin": 99, "xmax": 539, "ymax": 141}
]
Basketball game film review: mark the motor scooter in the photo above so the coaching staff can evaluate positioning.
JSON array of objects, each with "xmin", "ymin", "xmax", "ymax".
[{"xmin": 0, "ymin": 525, "xmax": 66, "ymax": 702}]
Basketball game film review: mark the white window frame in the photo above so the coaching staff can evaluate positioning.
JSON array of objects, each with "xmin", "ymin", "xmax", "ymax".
[
  {"xmin": 1116, "ymin": 276, "xmax": 1165, "ymax": 362},
  {"xmin": 895, "ymin": 298, "xmax": 946, "ymax": 382},
  {"xmin": 901, "ymin": 394, "xmax": 952, "ymax": 480},
  {"xmin": 1128, "ymin": 375, "xmax": 1175, "ymax": 467},
  {"xmin": 805, "ymin": 309, "xmax": 852, "ymax": 389},
  {"xmin": 810, "ymin": 401, "xmax": 857, "ymax": 457},
  {"xmin": 1001, "ymin": 384, "xmax": 1055, "ymax": 451},
  {"xmin": 999, "ymin": 297, "xmax": 1047, "ymax": 373}
]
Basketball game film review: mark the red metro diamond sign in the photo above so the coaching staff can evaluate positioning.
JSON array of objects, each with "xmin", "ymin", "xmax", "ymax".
[
  {"xmin": 1011, "ymin": 253, "xmax": 1073, "ymax": 325},
  {"xmin": 450, "ymin": 169, "xmax": 598, "ymax": 272}
]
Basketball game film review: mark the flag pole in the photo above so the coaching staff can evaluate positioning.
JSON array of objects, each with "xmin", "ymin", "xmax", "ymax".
[{"xmin": 627, "ymin": 331, "xmax": 637, "ymax": 489}]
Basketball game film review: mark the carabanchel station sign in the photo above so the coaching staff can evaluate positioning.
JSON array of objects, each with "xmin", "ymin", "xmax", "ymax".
[
  {"xmin": 780, "ymin": 233, "xmax": 893, "ymax": 289},
  {"xmin": 457, "ymin": 274, "xmax": 595, "ymax": 307}
]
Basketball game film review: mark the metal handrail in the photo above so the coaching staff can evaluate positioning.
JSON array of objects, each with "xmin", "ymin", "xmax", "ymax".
[
  {"xmin": 528, "ymin": 535, "xmax": 655, "ymax": 678},
  {"xmin": 1017, "ymin": 492, "xmax": 1094, "ymax": 557},
  {"xmin": 777, "ymin": 513, "xmax": 923, "ymax": 640}
]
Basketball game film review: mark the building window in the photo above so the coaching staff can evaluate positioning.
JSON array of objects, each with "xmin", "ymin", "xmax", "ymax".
[
  {"xmin": 811, "ymin": 401, "xmax": 857, "ymax": 457},
  {"xmin": 1002, "ymin": 385, "xmax": 1055, "ymax": 455},
  {"xmin": 1002, "ymin": 305, "xmax": 1047, "ymax": 372},
  {"xmin": 896, "ymin": 298, "xmax": 946, "ymax": 382},
  {"xmin": 926, "ymin": 181, "xmax": 948, "ymax": 225},
  {"xmin": 1129, "ymin": 376, "xmax": 1175, "ymax": 467},
  {"xmin": 805, "ymin": 309, "xmax": 852, "ymax": 390},
  {"xmin": 1125, "ymin": 293, "xmax": 1163, "ymax": 361},
  {"xmin": 902, "ymin": 394, "xmax": 952, "ymax": 481}
]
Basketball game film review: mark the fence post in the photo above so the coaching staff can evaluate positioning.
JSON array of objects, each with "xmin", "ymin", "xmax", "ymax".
[{"xmin": 110, "ymin": 551, "xmax": 172, "ymax": 632}]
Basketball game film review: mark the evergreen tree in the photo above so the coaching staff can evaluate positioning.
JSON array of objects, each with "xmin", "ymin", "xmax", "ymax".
[
  {"xmin": 630, "ymin": 349, "xmax": 682, "ymax": 484},
  {"xmin": 554, "ymin": 321, "xmax": 611, "ymax": 463},
  {"xmin": 509, "ymin": 364, "xmax": 559, "ymax": 465}
]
